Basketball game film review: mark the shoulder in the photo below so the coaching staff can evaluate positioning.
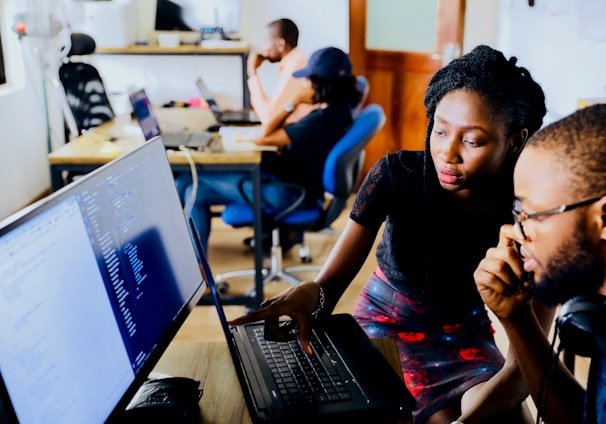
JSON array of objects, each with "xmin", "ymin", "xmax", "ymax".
[{"xmin": 372, "ymin": 150, "xmax": 424, "ymax": 177}]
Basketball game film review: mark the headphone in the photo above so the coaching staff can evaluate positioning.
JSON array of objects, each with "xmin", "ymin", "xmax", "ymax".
[{"xmin": 555, "ymin": 293, "xmax": 606, "ymax": 358}]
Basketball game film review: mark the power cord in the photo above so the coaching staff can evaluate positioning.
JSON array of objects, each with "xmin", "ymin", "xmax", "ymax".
[{"xmin": 179, "ymin": 145, "xmax": 198, "ymax": 218}]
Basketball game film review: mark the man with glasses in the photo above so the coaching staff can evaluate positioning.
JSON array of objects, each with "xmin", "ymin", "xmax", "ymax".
[{"xmin": 474, "ymin": 103, "xmax": 606, "ymax": 424}]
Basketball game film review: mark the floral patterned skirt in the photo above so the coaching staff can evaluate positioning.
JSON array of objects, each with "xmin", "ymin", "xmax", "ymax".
[{"xmin": 352, "ymin": 268, "xmax": 505, "ymax": 424}]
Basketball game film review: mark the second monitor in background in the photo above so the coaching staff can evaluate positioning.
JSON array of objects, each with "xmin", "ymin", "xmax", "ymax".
[
  {"xmin": 196, "ymin": 77, "xmax": 260, "ymax": 126},
  {"xmin": 129, "ymin": 88, "xmax": 213, "ymax": 150}
]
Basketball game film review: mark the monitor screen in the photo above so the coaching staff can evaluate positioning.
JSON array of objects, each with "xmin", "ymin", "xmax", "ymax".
[
  {"xmin": 155, "ymin": 0, "xmax": 242, "ymax": 34},
  {"xmin": 0, "ymin": 138, "xmax": 205, "ymax": 423}
]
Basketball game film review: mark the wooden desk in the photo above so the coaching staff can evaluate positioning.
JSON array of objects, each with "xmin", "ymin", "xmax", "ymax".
[
  {"xmin": 153, "ymin": 340, "xmax": 413, "ymax": 424},
  {"xmin": 96, "ymin": 44, "xmax": 251, "ymax": 108},
  {"xmin": 48, "ymin": 108, "xmax": 265, "ymax": 308}
]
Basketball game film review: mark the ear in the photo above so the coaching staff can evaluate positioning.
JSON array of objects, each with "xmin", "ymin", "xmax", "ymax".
[
  {"xmin": 509, "ymin": 129, "xmax": 529, "ymax": 155},
  {"xmin": 276, "ymin": 37, "xmax": 286, "ymax": 53}
]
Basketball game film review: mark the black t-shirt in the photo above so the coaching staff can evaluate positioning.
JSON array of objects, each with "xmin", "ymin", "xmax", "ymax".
[
  {"xmin": 262, "ymin": 105, "xmax": 353, "ymax": 203},
  {"xmin": 350, "ymin": 150, "xmax": 513, "ymax": 315}
]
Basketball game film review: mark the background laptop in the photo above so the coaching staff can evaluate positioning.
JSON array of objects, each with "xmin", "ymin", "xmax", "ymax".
[
  {"xmin": 196, "ymin": 77, "xmax": 261, "ymax": 125},
  {"xmin": 0, "ymin": 138, "xmax": 206, "ymax": 423},
  {"xmin": 129, "ymin": 88, "xmax": 213, "ymax": 149},
  {"xmin": 188, "ymin": 218, "xmax": 415, "ymax": 423}
]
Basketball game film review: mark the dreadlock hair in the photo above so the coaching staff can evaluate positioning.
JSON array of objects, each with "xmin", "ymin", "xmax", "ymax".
[
  {"xmin": 525, "ymin": 103, "xmax": 606, "ymax": 198},
  {"xmin": 422, "ymin": 45, "xmax": 546, "ymax": 201},
  {"xmin": 310, "ymin": 75, "xmax": 363, "ymax": 108},
  {"xmin": 268, "ymin": 18, "xmax": 299, "ymax": 48}
]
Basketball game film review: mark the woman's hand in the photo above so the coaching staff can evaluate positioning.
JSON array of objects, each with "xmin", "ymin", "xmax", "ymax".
[
  {"xmin": 228, "ymin": 281, "xmax": 324, "ymax": 355},
  {"xmin": 473, "ymin": 224, "xmax": 533, "ymax": 320}
]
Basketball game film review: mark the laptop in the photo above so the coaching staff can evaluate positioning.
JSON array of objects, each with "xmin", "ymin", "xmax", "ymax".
[
  {"xmin": 187, "ymin": 219, "xmax": 415, "ymax": 423},
  {"xmin": 129, "ymin": 88, "xmax": 214, "ymax": 150},
  {"xmin": 0, "ymin": 138, "xmax": 206, "ymax": 423},
  {"xmin": 196, "ymin": 77, "xmax": 261, "ymax": 125}
]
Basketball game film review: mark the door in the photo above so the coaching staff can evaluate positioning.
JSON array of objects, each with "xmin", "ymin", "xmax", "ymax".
[{"xmin": 349, "ymin": 0, "xmax": 466, "ymax": 176}]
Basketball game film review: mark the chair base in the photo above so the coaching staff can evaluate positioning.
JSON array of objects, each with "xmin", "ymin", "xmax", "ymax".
[{"xmin": 215, "ymin": 228, "xmax": 319, "ymax": 297}]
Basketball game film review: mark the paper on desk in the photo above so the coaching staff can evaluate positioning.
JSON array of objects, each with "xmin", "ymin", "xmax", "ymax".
[{"xmin": 219, "ymin": 126, "xmax": 278, "ymax": 152}]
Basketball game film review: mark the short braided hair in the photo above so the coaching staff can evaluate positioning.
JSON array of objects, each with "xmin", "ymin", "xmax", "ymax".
[
  {"xmin": 526, "ymin": 103, "xmax": 606, "ymax": 198},
  {"xmin": 424, "ymin": 45, "xmax": 546, "ymax": 144}
]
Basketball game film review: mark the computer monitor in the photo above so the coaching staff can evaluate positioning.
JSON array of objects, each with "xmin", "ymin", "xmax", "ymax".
[
  {"xmin": 155, "ymin": 0, "xmax": 242, "ymax": 35},
  {"xmin": 0, "ymin": 137, "xmax": 206, "ymax": 423}
]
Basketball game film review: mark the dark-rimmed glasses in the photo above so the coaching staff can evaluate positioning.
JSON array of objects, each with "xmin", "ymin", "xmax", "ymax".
[{"xmin": 512, "ymin": 195, "xmax": 605, "ymax": 240}]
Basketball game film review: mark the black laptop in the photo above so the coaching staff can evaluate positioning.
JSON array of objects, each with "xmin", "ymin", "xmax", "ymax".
[
  {"xmin": 188, "ymin": 219, "xmax": 415, "ymax": 423},
  {"xmin": 0, "ymin": 138, "xmax": 206, "ymax": 423},
  {"xmin": 196, "ymin": 77, "xmax": 261, "ymax": 125},
  {"xmin": 129, "ymin": 88, "xmax": 214, "ymax": 149}
]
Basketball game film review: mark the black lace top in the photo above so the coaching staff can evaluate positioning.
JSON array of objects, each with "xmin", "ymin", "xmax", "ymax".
[{"xmin": 350, "ymin": 150, "xmax": 513, "ymax": 316}]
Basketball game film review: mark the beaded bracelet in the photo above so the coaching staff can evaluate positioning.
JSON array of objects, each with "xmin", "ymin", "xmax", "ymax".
[{"xmin": 311, "ymin": 285, "xmax": 325, "ymax": 319}]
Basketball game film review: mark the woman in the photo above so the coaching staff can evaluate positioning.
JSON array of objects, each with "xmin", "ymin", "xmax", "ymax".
[
  {"xmin": 178, "ymin": 47, "xmax": 362, "ymax": 253},
  {"xmin": 231, "ymin": 45, "xmax": 552, "ymax": 423}
]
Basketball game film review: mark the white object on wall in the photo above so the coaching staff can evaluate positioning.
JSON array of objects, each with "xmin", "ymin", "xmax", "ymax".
[{"xmin": 69, "ymin": 0, "xmax": 137, "ymax": 48}]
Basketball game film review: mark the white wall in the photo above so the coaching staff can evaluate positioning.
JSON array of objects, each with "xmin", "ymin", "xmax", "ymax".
[
  {"xmin": 465, "ymin": 0, "xmax": 606, "ymax": 123},
  {"xmin": 0, "ymin": 0, "xmax": 54, "ymax": 220}
]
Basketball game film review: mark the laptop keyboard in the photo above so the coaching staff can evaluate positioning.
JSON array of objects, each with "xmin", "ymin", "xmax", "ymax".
[
  {"xmin": 253, "ymin": 328, "xmax": 353, "ymax": 406},
  {"xmin": 164, "ymin": 131, "xmax": 213, "ymax": 148}
]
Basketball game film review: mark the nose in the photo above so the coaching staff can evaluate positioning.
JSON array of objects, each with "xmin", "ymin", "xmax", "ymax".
[{"xmin": 437, "ymin": 137, "xmax": 460, "ymax": 164}]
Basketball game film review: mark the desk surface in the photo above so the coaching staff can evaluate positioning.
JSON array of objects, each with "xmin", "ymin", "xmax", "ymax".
[
  {"xmin": 48, "ymin": 108, "xmax": 262, "ymax": 166},
  {"xmin": 153, "ymin": 340, "xmax": 413, "ymax": 424}
]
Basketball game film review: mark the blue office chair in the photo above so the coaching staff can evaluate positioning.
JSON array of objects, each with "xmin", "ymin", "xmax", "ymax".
[{"xmin": 215, "ymin": 104, "xmax": 386, "ymax": 292}]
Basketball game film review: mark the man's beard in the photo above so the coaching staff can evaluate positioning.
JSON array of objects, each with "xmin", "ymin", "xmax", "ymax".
[{"xmin": 531, "ymin": 220, "xmax": 605, "ymax": 307}]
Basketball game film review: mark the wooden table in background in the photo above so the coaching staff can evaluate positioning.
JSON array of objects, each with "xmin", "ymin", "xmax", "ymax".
[{"xmin": 47, "ymin": 108, "xmax": 265, "ymax": 309}]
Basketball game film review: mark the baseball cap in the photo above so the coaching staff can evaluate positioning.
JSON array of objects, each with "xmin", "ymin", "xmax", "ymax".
[{"xmin": 292, "ymin": 47, "xmax": 353, "ymax": 78}]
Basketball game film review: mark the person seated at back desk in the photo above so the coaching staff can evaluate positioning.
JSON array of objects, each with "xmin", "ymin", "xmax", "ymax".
[
  {"xmin": 247, "ymin": 18, "xmax": 315, "ymax": 125},
  {"xmin": 178, "ymin": 47, "xmax": 363, "ymax": 254}
]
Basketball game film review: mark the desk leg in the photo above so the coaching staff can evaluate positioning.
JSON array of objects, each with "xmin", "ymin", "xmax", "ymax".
[
  {"xmin": 252, "ymin": 165, "xmax": 264, "ymax": 308},
  {"xmin": 241, "ymin": 52, "xmax": 250, "ymax": 109}
]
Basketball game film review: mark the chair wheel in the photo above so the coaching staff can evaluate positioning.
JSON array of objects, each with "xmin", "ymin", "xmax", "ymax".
[
  {"xmin": 217, "ymin": 282, "xmax": 230, "ymax": 294},
  {"xmin": 301, "ymin": 256, "xmax": 312, "ymax": 264}
]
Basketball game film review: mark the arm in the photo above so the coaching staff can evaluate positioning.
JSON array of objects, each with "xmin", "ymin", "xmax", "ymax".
[
  {"xmin": 459, "ymin": 301, "xmax": 555, "ymax": 423},
  {"xmin": 229, "ymin": 219, "xmax": 379, "ymax": 355},
  {"xmin": 247, "ymin": 53, "xmax": 272, "ymax": 122},
  {"xmin": 469, "ymin": 224, "xmax": 585, "ymax": 424},
  {"xmin": 253, "ymin": 84, "xmax": 315, "ymax": 148}
]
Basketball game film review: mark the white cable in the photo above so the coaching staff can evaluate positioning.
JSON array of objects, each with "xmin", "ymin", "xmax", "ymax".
[{"xmin": 179, "ymin": 145, "xmax": 198, "ymax": 218}]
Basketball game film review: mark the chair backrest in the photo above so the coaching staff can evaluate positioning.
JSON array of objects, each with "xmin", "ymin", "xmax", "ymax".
[
  {"xmin": 58, "ymin": 33, "xmax": 114, "ymax": 136},
  {"xmin": 316, "ymin": 103, "xmax": 385, "ymax": 228},
  {"xmin": 351, "ymin": 75, "xmax": 370, "ymax": 118}
]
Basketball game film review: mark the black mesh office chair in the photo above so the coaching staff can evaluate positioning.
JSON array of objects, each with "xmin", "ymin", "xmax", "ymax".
[{"xmin": 58, "ymin": 33, "xmax": 115, "ymax": 140}]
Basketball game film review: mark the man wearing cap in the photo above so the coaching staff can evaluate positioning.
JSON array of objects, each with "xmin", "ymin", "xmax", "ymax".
[{"xmin": 179, "ymin": 47, "xmax": 362, "ymax": 253}]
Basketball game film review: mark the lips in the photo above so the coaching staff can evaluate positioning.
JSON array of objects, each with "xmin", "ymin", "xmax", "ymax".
[{"xmin": 437, "ymin": 167, "xmax": 461, "ymax": 185}]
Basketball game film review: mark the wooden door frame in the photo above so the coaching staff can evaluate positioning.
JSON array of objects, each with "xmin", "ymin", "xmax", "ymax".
[{"xmin": 349, "ymin": 0, "xmax": 466, "ymax": 76}]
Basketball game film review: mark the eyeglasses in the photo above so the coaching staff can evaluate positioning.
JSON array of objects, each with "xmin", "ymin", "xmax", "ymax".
[{"xmin": 512, "ymin": 195, "xmax": 605, "ymax": 240}]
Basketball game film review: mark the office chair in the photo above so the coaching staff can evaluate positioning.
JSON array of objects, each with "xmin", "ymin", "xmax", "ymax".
[
  {"xmin": 58, "ymin": 33, "xmax": 115, "ymax": 140},
  {"xmin": 215, "ymin": 104, "xmax": 386, "ymax": 293}
]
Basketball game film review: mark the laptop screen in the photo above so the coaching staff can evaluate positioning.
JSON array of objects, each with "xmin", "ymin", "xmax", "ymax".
[
  {"xmin": 0, "ymin": 138, "xmax": 205, "ymax": 423},
  {"xmin": 129, "ymin": 89, "xmax": 162, "ymax": 140}
]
